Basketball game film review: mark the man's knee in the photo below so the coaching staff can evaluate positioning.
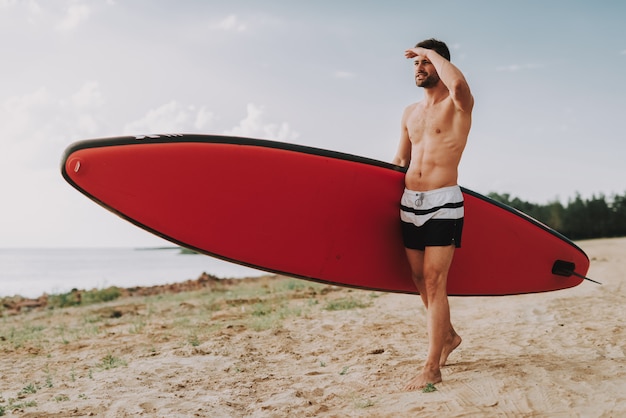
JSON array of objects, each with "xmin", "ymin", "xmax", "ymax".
[
  {"xmin": 423, "ymin": 270, "xmax": 448, "ymax": 296},
  {"xmin": 411, "ymin": 271, "xmax": 425, "ymax": 284}
]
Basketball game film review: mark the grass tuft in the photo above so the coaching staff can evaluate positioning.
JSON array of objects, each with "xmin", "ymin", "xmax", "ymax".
[
  {"xmin": 324, "ymin": 297, "xmax": 371, "ymax": 311},
  {"xmin": 47, "ymin": 287, "xmax": 122, "ymax": 309},
  {"xmin": 422, "ymin": 382, "xmax": 438, "ymax": 393},
  {"xmin": 19, "ymin": 383, "xmax": 37, "ymax": 395},
  {"xmin": 96, "ymin": 353, "xmax": 127, "ymax": 370}
]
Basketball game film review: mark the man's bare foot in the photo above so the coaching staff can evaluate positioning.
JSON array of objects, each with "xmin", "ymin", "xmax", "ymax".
[
  {"xmin": 403, "ymin": 366, "xmax": 442, "ymax": 391},
  {"xmin": 440, "ymin": 332, "xmax": 462, "ymax": 367}
]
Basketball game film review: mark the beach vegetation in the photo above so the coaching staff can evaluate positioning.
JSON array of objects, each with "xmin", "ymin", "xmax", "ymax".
[
  {"xmin": 45, "ymin": 374, "xmax": 54, "ymax": 388},
  {"xmin": 0, "ymin": 277, "xmax": 340, "ymax": 357},
  {"xmin": 0, "ymin": 275, "xmax": 389, "ymax": 415},
  {"xmin": 54, "ymin": 324, "xmax": 70, "ymax": 345},
  {"xmin": 83, "ymin": 314, "xmax": 102, "ymax": 324},
  {"xmin": 47, "ymin": 290, "xmax": 82, "ymax": 308},
  {"xmin": 3, "ymin": 324, "xmax": 45, "ymax": 349},
  {"xmin": 202, "ymin": 300, "xmax": 224, "ymax": 313},
  {"xmin": 422, "ymin": 382, "xmax": 438, "ymax": 393},
  {"xmin": 250, "ymin": 316, "xmax": 275, "ymax": 331},
  {"xmin": 251, "ymin": 300, "xmax": 305, "ymax": 331},
  {"xmin": 96, "ymin": 353, "xmax": 126, "ymax": 370},
  {"xmin": 174, "ymin": 317, "xmax": 191, "ymax": 328},
  {"xmin": 19, "ymin": 383, "xmax": 37, "ymax": 395},
  {"xmin": 129, "ymin": 318, "xmax": 146, "ymax": 334},
  {"xmin": 249, "ymin": 304, "xmax": 285, "ymax": 331},
  {"xmin": 325, "ymin": 297, "xmax": 371, "ymax": 311},
  {"xmin": 47, "ymin": 286, "xmax": 122, "ymax": 309},
  {"xmin": 0, "ymin": 398, "xmax": 37, "ymax": 414},
  {"xmin": 188, "ymin": 333, "xmax": 200, "ymax": 347},
  {"xmin": 179, "ymin": 247, "xmax": 200, "ymax": 255},
  {"xmin": 83, "ymin": 287, "xmax": 122, "ymax": 304},
  {"xmin": 251, "ymin": 302, "xmax": 273, "ymax": 317},
  {"xmin": 273, "ymin": 278, "xmax": 310, "ymax": 292},
  {"xmin": 44, "ymin": 365, "xmax": 54, "ymax": 388}
]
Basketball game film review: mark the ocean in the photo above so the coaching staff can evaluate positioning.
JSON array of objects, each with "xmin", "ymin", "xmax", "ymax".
[{"xmin": 0, "ymin": 247, "xmax": 264, "ymax": 298}]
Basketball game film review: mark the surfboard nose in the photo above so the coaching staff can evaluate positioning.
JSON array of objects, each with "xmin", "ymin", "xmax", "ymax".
[{"xmin": 68, "ymin": 158, "xmax": 82, "ymax": 174}]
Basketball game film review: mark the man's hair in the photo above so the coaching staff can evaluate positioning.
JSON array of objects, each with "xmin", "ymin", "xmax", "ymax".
[{"xmin": 416, "ymin": 38, "xmax": 451, "ymax": 61}]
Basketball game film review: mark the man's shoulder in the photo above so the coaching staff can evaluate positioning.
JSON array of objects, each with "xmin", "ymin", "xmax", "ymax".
[
  {"xmin": 405, "ymin": 101, "xmax": 423, "ymax": 109},
  {"xmin": 403, "ymin": 101, "xmax": 423, "ymax": 115}
]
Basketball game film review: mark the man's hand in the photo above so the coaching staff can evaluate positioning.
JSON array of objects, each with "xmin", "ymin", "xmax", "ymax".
[{"xmin": 404, "ymin": 47, "xmax": 427, "ymax": 59}]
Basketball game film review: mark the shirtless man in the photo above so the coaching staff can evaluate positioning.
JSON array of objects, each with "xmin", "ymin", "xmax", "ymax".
[{"xmin": 392, "ymin": 39, "xmax": 474, "ymax": 391}]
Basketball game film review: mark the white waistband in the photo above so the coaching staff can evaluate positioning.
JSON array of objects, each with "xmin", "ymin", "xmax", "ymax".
[{"xmin": 403, "ymin": 185, "xmax": 461, "ymax": 196}]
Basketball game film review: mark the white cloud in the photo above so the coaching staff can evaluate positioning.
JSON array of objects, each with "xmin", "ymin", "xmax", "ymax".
[
  {"xmin": 211, "ymin": 14, "xmax": 247, "ymax": 32},
  {"xmin": 0, "ymin": 0, "xmax": 42, "ymax": 25},
  {"xmin": 620, "ymin": 49, "xmax": 626, "ymax": 55},
  {"xmin": 56, "ymin": 3, "xmax": 91, "ymax": 32},
  {"xmin": 71, "ymin": 81, "xmax": 103, "ymax": 108},
  {"xmin": 0, "ymin": 83, "xmax": 106, "ymax": 172},
  {"xmin": 28, "ymin": 0, "xmax": 42, "ymax": 14},
  {"xmin": 124, "ymin": 102, "xmax": 297, "ymax": 141},
  {"xmin": 194, "ymin": 106, "xmax": 215, "ymax": 131},
  {"xmin": 0, "ymin": 0, "xmax": 17, "ymax": 8},
  {"xmin": 1, "ymin": 87, "xmax": 51, "ymax": 142},
  {"xmin": 123, "ymin": 101, "xmax": 215, "ymax": 135},
  {"xmin": 224, "ymin": 103, "xmax": 299, "ymax": 142}
]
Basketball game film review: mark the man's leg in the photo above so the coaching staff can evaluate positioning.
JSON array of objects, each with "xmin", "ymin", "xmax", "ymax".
[
  {"xmin": 404, "ymin": 245, "xmax": 460, "ymax": 391},
  {"xmin": 404, "ymin": 248, "xmax": 428, "ymax": 308},
  {"xmin": 405, "ymin": 247, "xmax": 461, "ymax": 367}
]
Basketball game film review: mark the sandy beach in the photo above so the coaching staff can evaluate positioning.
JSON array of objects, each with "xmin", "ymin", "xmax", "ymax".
[{"xmin": 1, "ymin": 237, "xmax": 624, "ymax": 417}]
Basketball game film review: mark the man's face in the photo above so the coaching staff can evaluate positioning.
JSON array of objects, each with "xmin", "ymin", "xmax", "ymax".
[{"xmin": 414, "ymin": 56, "xmax": 440, "ymax": 88}]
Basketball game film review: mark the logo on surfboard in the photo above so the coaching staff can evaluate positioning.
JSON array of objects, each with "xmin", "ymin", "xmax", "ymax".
[{"xmin": 135, "ymin": 134, "xmax": 183, "ymax": 140}]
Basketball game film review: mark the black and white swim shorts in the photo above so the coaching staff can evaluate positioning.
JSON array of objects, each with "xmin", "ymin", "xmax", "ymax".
[{"xmin": 400, "ymin": 185, "xmax": 464, "ymax": 251}]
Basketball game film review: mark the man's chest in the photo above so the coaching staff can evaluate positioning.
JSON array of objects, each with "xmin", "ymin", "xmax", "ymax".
[{"xmin": 406, "ymin": 100, "xmax": 455, "ymax": 138}]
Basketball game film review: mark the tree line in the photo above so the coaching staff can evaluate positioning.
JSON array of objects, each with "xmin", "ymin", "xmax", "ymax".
[{"xmin": 487, "ymin": 191, "xmax": 626, "ymax": 240}]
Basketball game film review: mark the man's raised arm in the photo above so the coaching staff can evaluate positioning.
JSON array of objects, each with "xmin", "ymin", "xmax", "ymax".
[{"xmin": 405, "ymin": 47, "xmax": 474, "ymax": 112}]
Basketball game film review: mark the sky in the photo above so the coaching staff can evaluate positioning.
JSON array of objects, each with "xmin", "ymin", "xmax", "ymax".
[{"xmin": 1, "ymin": 0, "xmax": 625, "ymax": 248}]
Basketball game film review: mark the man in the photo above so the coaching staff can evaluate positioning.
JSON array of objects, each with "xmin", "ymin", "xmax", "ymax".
[{"xmin": 392, "ymin": 39, "xmax": 473, "ymax": 391}]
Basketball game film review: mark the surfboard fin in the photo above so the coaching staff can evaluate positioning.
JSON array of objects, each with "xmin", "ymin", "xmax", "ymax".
[{"xmin": 552, "ymin": 260, "xmax": 601, "ymax": 285}]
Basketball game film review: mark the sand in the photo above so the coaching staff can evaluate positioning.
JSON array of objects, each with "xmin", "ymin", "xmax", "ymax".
[{"xmin": 0, "ymin": 237, "xmax": 624, "ymax": 417}]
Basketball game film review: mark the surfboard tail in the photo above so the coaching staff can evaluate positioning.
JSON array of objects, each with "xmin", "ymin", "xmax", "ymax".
[{"xmin": 552, "ymin": 260, "xmax": 601, "ymax": 285}]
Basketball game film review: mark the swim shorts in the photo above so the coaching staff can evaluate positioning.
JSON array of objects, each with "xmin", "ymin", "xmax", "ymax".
[{"xmin": 400, "ymin": 185, "xmax": 464, "ymax": 251}]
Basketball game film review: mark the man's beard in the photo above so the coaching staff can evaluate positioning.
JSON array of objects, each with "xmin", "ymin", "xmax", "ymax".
[{"xmin": 416, "ymin": 73, "xmax": 440, "ymax": 88}]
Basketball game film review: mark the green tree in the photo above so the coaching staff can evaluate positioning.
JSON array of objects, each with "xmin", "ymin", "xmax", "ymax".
[
  {"xmin": 488, "ymin": 190, "xmax": 626, "ymax": 240},
  {"xmin": 610, "ymin": 192, "xmax": 626, "ymax": 237}
]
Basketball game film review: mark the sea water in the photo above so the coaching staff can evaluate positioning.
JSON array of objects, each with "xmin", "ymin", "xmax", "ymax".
[{"xmin": 0, "ymin": 248, "xmax": 264, "ymax": 298}]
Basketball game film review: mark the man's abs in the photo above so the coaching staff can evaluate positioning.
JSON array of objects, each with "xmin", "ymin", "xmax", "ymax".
[{"xmin": 404, "ymin": 149, "xmax": 460, "ymax": 191}]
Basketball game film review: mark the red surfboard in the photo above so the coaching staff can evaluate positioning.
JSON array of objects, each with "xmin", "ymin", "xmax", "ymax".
[{"xmin": 61, "ymin": 134, "xmax": 590, "ymax": 295}]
